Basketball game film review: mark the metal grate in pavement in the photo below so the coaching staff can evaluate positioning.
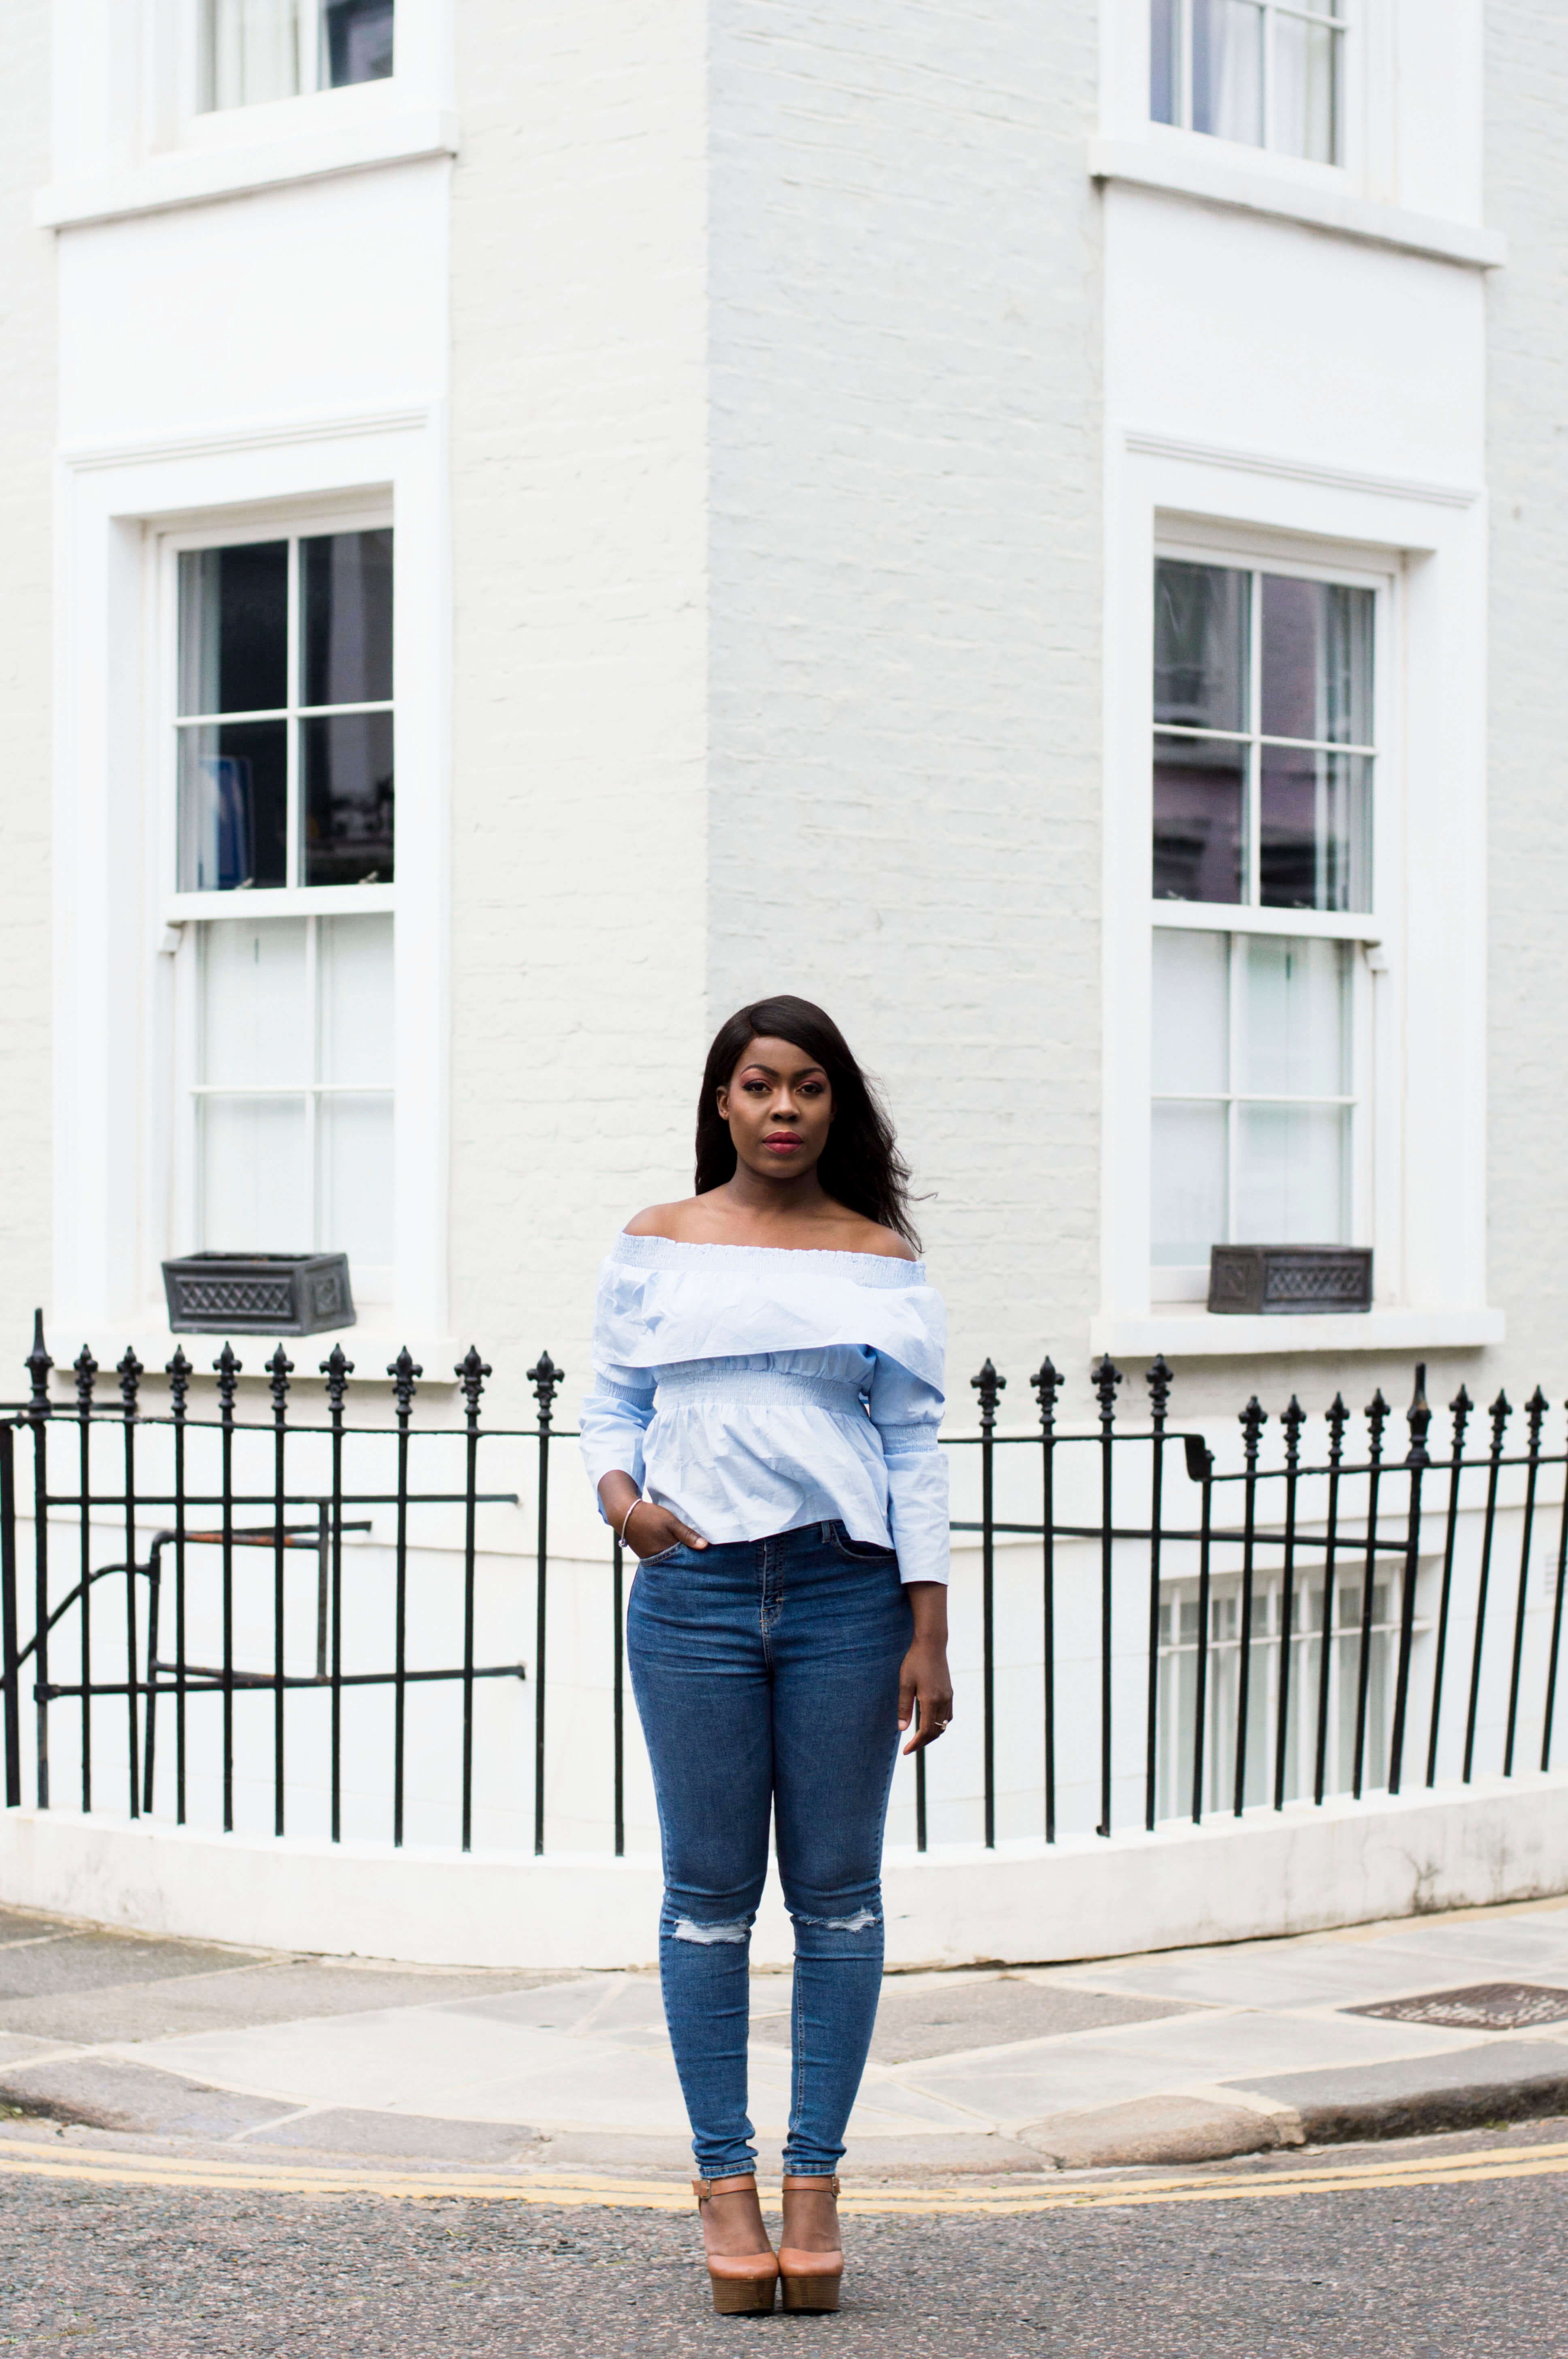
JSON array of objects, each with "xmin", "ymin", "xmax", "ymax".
[{"xmin": 1347, "ymin": 1981, "xmax": 1568, "ymax": 2033}]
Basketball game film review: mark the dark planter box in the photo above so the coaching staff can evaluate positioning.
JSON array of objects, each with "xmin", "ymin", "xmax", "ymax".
[
  {"xmin": 162, "ymin": 1253, "xmax": 356, "ymax": 1336},
  {"xmin": 1207, "ymin": 1245, "xmax": 1373, "ymax": 1316}
]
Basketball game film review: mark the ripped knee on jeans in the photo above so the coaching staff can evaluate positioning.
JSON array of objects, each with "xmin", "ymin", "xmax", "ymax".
[
  {"xmin": 671, "ymin": 1912, "xmax": 753, "ymax": 1945},
  {"xmin": 790, "ymin": 1905, "xmax": 881, "ymax": 1934}
]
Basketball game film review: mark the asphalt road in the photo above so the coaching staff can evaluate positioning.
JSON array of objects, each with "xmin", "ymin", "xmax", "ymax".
[{"xmin": 1, "ymin": 2120, "xmax": 1564, "ymax": 2358}]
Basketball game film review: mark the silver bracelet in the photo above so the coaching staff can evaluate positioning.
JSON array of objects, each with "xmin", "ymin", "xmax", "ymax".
[{"xmin": 619, "ymin": 1496, "xmax": 648, "ymax": 1547}]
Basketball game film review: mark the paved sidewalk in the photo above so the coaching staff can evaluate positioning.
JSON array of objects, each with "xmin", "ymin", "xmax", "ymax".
[{"xmin": 2, "ymin": 1893, "xmax": 1566, "ymax": 2177}]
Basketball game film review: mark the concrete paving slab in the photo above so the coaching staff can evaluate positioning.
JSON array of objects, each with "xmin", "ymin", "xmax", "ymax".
[
  {"xmin": 755, "ymin": 1973, "xmax": 1196, "ymax": 2063},
  {"xmin": 1054, "ymin": 2003, "xmax": 1485, "ymax": 2077},
  {"xmin": 0, "ymin": 1909, "xmax": 77, "ymax": 1945},
  {"xmin": 0, "ymin": 2053, "xmax": 297, "ymax": 2138},
  {"xmin": 0, "ymin": 1958, "xmax": 559, "ymax": 2046},
  {"xmin": 0, "ymin": 1930, "xmax": 262, "ymax": 2002},
  {"xmin": 889, "ymin": 2041, "xmax": 1186, "ymax": 2120},
  {"xmin": 247, "ymin": 2107, "xmax": 549, "ymax": 2163}
]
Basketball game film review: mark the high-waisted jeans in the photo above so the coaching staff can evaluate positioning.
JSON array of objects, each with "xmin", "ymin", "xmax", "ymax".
[{"xmin": 626, "ymin": 1521, "xmax": 912, "ymax": 2179}]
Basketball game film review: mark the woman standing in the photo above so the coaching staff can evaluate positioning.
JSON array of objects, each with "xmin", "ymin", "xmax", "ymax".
[{"xmin": 580, "ymin": 995, "xmax": 951, "ymax": 2316}]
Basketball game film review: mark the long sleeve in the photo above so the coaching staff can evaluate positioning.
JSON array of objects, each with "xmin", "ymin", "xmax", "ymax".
[
  {"xmin": 579, "ymin": 1362, "xmax": 657, "ymax": 1521},
  {"xmin": 868, "ymin": 1349, "xmax": 949, "ymax": 1586}
]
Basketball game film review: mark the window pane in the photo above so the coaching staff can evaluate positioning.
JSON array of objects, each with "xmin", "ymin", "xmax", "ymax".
[
  {"xmin": 1154, "ymin": 734, "xmax": 1245, "ymax": 904},
  {"xmin": 318, "ymin": 1095, "xmax": 394, "ymax": 1265},
  {"xmin": 303, "ymin": 712, "xmax": 395, "ymax": 885},
  {"xmin": 1152, "ymin": 1102, "xmax": 1228, "ymax": 1264},
  {"xmin": 178, "ymin": 542, "xmax": 287, "ymax": 716},
  {"xmin": 302, "ymin": 529, "xmax": 393, "ymax": 708},
  {"xmin": 1260, "ymin": 576, "xmax": 1373, "ymax": 745},
  {"xmin": 1150, "ymin": 0, "xmax": 1178, "ymax": 121},
  {"xmin": 177, "ymin": 721, "xmax": 288, "ymax": 892},
  {"xmin": 203, "ymin": 0, "xmax": 302, "ymax": 110},
  {"xmin": 1152, "ymin": 930, "xmax": 1229, "ymax": 1096},
  {"xmin": 1192, "ymin": 0, "xmax": 1264, "ymax": 145},
  {"xmin": 322, "ymin": 0, "xmax": 394, "ymax": 86},
  {"xmin": 201, "ymin": 919, "xmax": 308, "ymax": 1088},
  {"xmin": 318, "ymin": 915, "xmax": 395, "ymax": 1086},
  {"xmin": 1155, "ymin": 561, "xmax": 1249, "ymax": 731},
  {"xmin": 1274, "ymin": 15, "xmax": 1339, "ymax": 162},
  {"xmin": 200, "ymin": 1097, "xmax": 310, "ymax": 1250},
  {"xmin": 1260, "ymin": 746, "xmax": 1371, "ymax": 911},
  {"xmin": 1236, "ymin": 935, "xmax": 1348, "ymax": 1098},
  {"xmin": 1235, "ymin": 1104, "xmax": 1349, "ymax": 1242}
]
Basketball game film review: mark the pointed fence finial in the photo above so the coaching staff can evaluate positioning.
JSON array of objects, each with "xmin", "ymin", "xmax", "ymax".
[
  {"xmin": 1282, "ymin": 1394, "xmax": 1306, "ymax": 1467},
  {"xmin": 320, "ymin": 1343, "xmax": 354, "ymax": 1416},
  {"xmin": 1366, "ymin": 1389, "xmax": 1390, "ymax": 1459},
  {"xmin": 1239, "ymin": 1396, "xmax": 1267, "ymax": 1463},
  {"xmin": 1092, "ymin": 1355, "xmax": 1123, "ymax": 1432},
  {"xmin": 166, "ymin": 1345, "xmax": 192, "ymax": 1419},
  {"xmin": 1489, "ymin": 1389, "xmax": 1512, "ymax": 1449},
  {"xmin": 1326, "ymin": 1393, "xmax": 1349, "ymax": 1464},
  {"xmin": 117, "ymin": 1347, "xmax": 143, "ymax": 1417},
  {"xmin": 26, "ymin": 1311, "xmax": 52, "ymax": 1416},
  {"xmin": 1146, "ymin": 1354, "xmax": 1173, "ymax": 1431},
  {"xmin": 389, "ymin": 1347, "xmax": 423, "ymax": 1422},
  {"xmin": 1030, "ymin": 1357, "xmax": 1060, "ymax": 1435},
  {"xmin": 1405, "ymin": 1363, "xmax": 1432, "ymax": 1467},
  {"xmin": 1526, "ymin": 1385, "xmax": 1549, "ymax": 1450},
  {"xmin": 267, "ymin": 1345, "xmax": 293, "ymax": 1418},
  {"xmin": 457, "ymin": 1346, "xmax": 492, "ymax": 1427},
  {"xmin": 214, "ymin": 1342, "xmax": 241, "ymax": 1421},
  {"xmin": 73, "ymin": 1344, "xmax": 98, "ymax": 1411},
  {"xmin": 971, "ymin": 1358, "xmax": 1006, "ymax": 1433},
  {"xmin": 528, "ymin": 1352, "xmax": 562, "ymax": 1429}
]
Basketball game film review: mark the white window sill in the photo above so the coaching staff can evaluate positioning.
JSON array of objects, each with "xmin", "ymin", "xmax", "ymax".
[
  {"xmin": 1089, "ymin": 1307, "xmax": 1506, "ymax": 1360},
  {"xmin": 1088, "ymin": 136, "xmax": 1507, "ymax": 271},
  {"xmin": 49, "ymin": 1320, "xmax": 465, "ymax": 1389},
  {"xmin": 36, "ymin": 109, "xmax": 458, "ymax": 231}
]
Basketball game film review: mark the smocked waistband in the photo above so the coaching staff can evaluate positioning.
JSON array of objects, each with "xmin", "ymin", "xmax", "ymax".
[{"xmin": 653, "ymin": 1364, "xmax": 868, "ymax": 1418}]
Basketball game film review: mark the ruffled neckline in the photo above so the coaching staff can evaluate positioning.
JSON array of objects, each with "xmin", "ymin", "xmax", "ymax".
[{"xmin": 612, "ymin": 1232, "xmax": 927, "ymax": 1285}]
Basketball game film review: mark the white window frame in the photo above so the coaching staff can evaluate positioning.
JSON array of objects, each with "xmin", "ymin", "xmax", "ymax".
[
  {"xmin": 53, "ymin": 413, "xmax": 450, "ymax": 1358},
  {"xmin": 160, "ymin": 499, "xmax": 397, "ymax": 1299},
  {"xmin": 1150, "ymin": 533, "xmax": 1388, "ymax": 1301},
  {"xmin": 1152, "ymin": 0, "xmax": 1353, "ymax": 167},
  {"xmin": 1097, "ymin": 439, "xmax": 1501, "ymax": 1359}
]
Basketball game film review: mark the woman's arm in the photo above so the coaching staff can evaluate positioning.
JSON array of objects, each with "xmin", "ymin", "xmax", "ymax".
[
  {"xmin": 596, "ymin": 1469, "xmax": 708, "ymax": 1559},
  {"xmin": 898, "ymin": 1582, "xmax": 952, "ymax": 1753}
]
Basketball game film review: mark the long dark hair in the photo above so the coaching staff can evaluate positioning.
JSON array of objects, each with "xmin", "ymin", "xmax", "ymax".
[{"xmin": 694, "ymin": 995, "xmax": 920, "ymax": 1249}]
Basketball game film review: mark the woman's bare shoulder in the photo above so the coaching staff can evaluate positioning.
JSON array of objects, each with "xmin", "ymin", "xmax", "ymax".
[
  {"xmin": 841, "ymin": 1218, "xmax": 919, "ymax": 1263},
  {"xmin": 621, "ymin": 1199, "xmax": 710, "ymax": 1241}
]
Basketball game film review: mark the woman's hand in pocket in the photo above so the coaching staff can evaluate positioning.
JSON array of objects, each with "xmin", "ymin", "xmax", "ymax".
[{"xmin": 597, "ymin": 1474, "xmax": 708, "ymax": 1559}]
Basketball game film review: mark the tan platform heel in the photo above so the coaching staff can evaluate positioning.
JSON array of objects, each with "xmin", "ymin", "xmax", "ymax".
[
  {"xmin": 778, "ymin": 2173, "xmax": 844, "ymax": 2312},
  {"xmin": 693, "ymin": 2174, "xmax": 779, "ymax": 2315}
]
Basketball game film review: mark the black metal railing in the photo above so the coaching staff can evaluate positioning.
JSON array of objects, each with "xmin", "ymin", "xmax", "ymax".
[{"xmin": 2, "ymin": 1320, "xmax": 1564, "ymax": 1857}]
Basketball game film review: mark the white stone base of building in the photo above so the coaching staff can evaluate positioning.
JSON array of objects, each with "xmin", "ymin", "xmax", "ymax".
[{"xmin": 2, "ymin": 1772, "xmax": 1564, "ymax": 1973}]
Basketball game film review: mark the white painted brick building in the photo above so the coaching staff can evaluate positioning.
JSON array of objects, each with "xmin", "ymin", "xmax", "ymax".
[{"xmin": 0, "ymin": 0, "xmax": 1562, "ymax": 1429}]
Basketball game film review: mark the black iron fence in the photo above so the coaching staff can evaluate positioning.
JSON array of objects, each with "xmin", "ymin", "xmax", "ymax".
[{"xmin": 2, "ymin": 1318, "xmax": 1564, "ymax": 1858}]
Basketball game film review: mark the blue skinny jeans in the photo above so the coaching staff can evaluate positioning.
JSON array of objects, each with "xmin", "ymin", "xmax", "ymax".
[{"xmin": 627, "ymin": 1521, "xmax": 912, "ymax": 2179}]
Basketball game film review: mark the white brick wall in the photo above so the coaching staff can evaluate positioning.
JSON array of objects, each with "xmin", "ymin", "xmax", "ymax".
[
  {"xmin": 707, "ymin": 2, "xmax": 1103, "ymax": 1405},
  {"xmin": 0, "ymin": 4, "xmax": 54, "ymax": 1365},
  {"xmin": 446, "ymin": 1, "xmax": 710, "ymax": 1418},
  {"xmin": 1485, "ymin": 0, "xmax": 1568, "ymax": 1398}
]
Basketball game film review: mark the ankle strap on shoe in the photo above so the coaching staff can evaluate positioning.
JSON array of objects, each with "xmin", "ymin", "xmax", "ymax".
[
  {"xmin": 781, "ymin": 2173, "xmax": 841, "ymax": 2195},
  {"xmin": 693, "ymin": 2173, "xmax": 758, "ymax": 2202}
]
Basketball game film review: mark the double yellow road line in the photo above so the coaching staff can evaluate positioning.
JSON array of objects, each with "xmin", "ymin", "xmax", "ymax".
[{"xmin": 1, "ymin": 2135, "xmax": 1565, "ymax": 2213}]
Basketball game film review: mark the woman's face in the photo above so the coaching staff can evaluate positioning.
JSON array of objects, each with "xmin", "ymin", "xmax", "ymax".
[{"xmin": 717, "ymin": 1035, "xmax": 834, "ymax": 1184}]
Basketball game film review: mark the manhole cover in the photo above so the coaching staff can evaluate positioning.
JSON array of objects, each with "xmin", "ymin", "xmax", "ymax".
[{"xmin": 1348, "ymin": 1981, "xmax": 1568, "ymax": 2032}]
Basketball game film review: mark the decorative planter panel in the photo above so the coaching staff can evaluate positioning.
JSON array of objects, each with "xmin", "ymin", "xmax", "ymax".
[
  {"xmin": 162, "ymin": 1252, "xmax": 355, "ymax": 1335},
  {"xmin": 1207, "ymin": 1245, "xmax": 1373, "ymax": 1316}
]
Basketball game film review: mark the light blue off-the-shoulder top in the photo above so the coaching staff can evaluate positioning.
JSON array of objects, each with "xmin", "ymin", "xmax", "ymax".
[{"xmin": 578, "ymin": 1233, "xmax": 949, "ymax": 1585}]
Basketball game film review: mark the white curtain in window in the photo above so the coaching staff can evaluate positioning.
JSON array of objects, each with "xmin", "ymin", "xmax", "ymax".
[
  {"xmin": 205, "ymin": 0, "xmax": 303, "ymax": 111},
  {"xmin": 1273, "ymin": 9, "xmax": 1338, "ymax": 163},
  {"xmin": 1193, "ymin": 0, "xmax": 1265, "ymax": 147}
]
